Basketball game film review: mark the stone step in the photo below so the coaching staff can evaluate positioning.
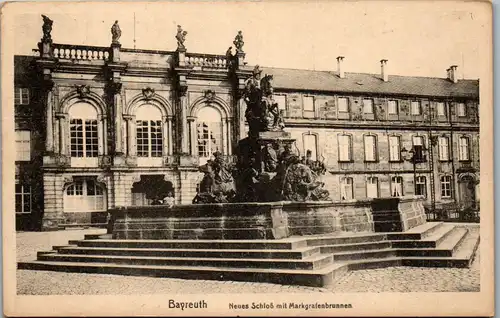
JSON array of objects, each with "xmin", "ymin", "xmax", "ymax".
[
  {"xmin": 319, "ymin": 241, "xmax": 392, "ymax": 253},
  {"xmin": 54, "ymin": 246, "xmax": 321, "ymax": 259},
  {"xmin": 17, "ymin": 260, "xmax": 348, "ymax": 287},
  {"xmin": 305, "ymin": 233, "xmax": 387, "ymax": 247},
  {"xmin": 37, "ymin": 253, "xmax": 333, "ymax": 270},
  {"xmin": 390, "ymin": 223, "xmax": 456, "ymax": 248},
  {"xmin": 332, "ymin": 248, "xmax": 397, "ymax": 261},
  {"xmin": 386, "ymin": 222, "xmax": 443, "ymax": 240},
  {"xmin": 394, "ymin": 227, "xmax": 468, "ymax": 257},
  {"xmin": 68, "ymin": 238, "xmax": 308, "ymax": 250},
  {"xmin": 345, "ymin": 257, "xmax": 403, "ymax": 270}
]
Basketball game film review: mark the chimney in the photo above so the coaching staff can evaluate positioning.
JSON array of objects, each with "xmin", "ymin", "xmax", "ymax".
[
  {"xmin": 337, "ymin": 56, "xmax": 345, "ymax": 78},
  {"xmin": 380, "ymin": 59, "xmax": 388, "ymax": 82},
  {"xmin": 448, "ymin": 65, "xmax": 458, "ymax": 83}
]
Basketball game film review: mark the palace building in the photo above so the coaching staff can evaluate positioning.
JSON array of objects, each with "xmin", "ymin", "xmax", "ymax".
[{"xmin": 14, "ymin": 21, "xmax": 480, "ymax": 231}]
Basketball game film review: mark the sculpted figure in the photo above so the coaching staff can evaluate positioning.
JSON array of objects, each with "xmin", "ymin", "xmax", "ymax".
[
  {"xmin": 111, "ymin": 20, "xmax": 121, "ymax": 44},
  {"xmin": 194, "ymin": 152, "xmax": 236, "ymax": 203},
  {"xmin": 280, "ymin": 154, "xmax": 330, "ymax": 201},
  {"xmin": 41, "ymin": 15, "xmax": 53, "ymax": 42},
  {"xmin": 263, "ymin": 143, "xmax": 278, "ymax": 172},
  {"xmin": 176, "ymin": 25, "xmax": 188, "ymax": 50},
  {"xmin": 233, "ymin": 31, "xmax": 244, "ymax": 53}
]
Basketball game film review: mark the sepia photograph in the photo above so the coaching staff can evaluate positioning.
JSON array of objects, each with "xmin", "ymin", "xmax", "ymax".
[{"xmin": 2, "ymin": 1, "xmax": 494, "ymax": 316}]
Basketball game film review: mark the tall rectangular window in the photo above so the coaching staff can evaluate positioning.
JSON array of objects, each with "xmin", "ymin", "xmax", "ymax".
[
  {"xmin": 338, "ymin": 135, "xmax": 351, "ymax": 162},
  {"xmin": 340, "ymin": 177, "xmax": 354, "ymax": 200},
  {"xmin": 391, "ymin": 176, "xmax": 404, "ymax": 197},
  {"xmin": 411, "ymin": 101, "xmax": 421, "ymax": 115},
  {"xmin": 364, "ymin": 135, "xmax": 376, "ymax": 162},
  {"xmin": 136, "ymin": 120, "xmax": 163, "ymax": 158},
  {"xmin": 274, "ymin": 95, "xmax": 287, "ymax": 111},
  {"xmin": 70, "ymin": 119, "xmax": 98, "ymax": 158},
  {"xmin": 363, "ymin": 99, "xmax": 374, "ymax": 114},
  {"xmin": 388, "ymin": 100, "xmax": 398, "ymax": 115},
  {"xmin": 441, "ymin": 176, "xmax": 452, "ymax": 198},
  {"xmin": 415, "ymin": 176, "xmax": 427, "ymax": 197},
  {"xmin": 457, "ymin": 103, "xmax": 466, "ymax": 117},
  {"xmin": 303, "ymin": 134, "xmax": 318, "ymax": 161},
  {"xmin": 366, "ymin": 177, "xmax": 379, "ymax": 198},
  {"xmin": 15, "ymin": 130, "xmax": 31, "ymax": 161},
  {"xmin": 338, "ymin": 97, "xmax": 348, "ymax": 112},
  {"xmin": 437, "ymin": 102, "xmax": 446, "ymax": 116},
  {"xmin": 438, "ymin": 136, "xmax": 450, "ymax": 161},
  {"xmin": 389, "ymin": 136, "xmax": 401, "ymax": 161},
  {"xmin": 15, "ymin": 183, "xmax": 31, "ymax": 213},
  {"xmin": 14, "ymin": 88, "xmax": 30, "ymax": 105},
  {"xmin": 412, "ymin": 136, "xmax": 425, "ymax": 162},
  {"xmin": 459, "ymin": 137, "xmax": 470, "ymax": 161}
]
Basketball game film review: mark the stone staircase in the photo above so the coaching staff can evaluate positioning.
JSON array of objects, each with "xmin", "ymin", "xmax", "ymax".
[{"xmin": 18, "ymin": 222, "xmax": 479, "ymax": 287}]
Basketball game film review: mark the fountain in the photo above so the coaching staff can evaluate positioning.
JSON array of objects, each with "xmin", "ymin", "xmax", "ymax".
[{"xmin": 109, "ymin": 65, "xmax": 339, "ymax": 240}]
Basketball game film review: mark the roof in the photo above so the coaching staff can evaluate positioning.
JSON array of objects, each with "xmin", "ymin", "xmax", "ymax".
[
  {"xmin": 14, "ymin": 55, "xmax": 478, "ymax": 99},
  {"xmin": 262, "ymin": 67, "xmax": 479, "ymax": 99}
]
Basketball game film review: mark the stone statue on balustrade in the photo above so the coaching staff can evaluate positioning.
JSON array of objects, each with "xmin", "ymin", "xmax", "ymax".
[
  {"xmin": 111, "ymin": 20, "xmax": 121, "ymax": 44},
  {"xmin": 176, "ymin": 25, "xmax": 188, "ymax": 50},
  {"xmin": 193, "ymin": 152, "xmax": 236, "ymax": 204},
  {"xmin": 41, "ymin": 15, "xmax": 53, "ymax": 42},
  {"xmin": 233, "ymin": 31, "xmax": 244, "ymax": 53}
]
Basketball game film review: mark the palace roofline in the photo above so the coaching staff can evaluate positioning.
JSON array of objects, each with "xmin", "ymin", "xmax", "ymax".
[{"xmin": 14, "ymin": 54, "xmax": 479, "ymax": 99}]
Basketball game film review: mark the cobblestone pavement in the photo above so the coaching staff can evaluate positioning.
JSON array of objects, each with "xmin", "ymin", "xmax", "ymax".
[{"xmin": 16, "ymin": 228, "xmax": 480, "ymax": 295}]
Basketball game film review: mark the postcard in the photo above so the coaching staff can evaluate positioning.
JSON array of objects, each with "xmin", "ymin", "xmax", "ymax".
[{"xmin": 2, "ymin": 1, "xmax": 494, "ymax": 316}]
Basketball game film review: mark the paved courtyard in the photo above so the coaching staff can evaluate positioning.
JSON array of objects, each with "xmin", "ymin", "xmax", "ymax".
[{"xmin": 16, "ymin": 228, "xmax": 479, "ymax": 294}]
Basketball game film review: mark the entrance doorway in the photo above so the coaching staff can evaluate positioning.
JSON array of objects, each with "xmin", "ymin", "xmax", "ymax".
[
  {"xmin": 131, "ymin": 175, "xmax": 174, "ymax": 206},
  {"xmin": 459, "ymin": 175, "xmax": 477, "ymax": 209}
]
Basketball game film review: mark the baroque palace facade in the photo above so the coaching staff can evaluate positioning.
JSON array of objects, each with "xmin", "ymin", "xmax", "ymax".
[{"xmin": 14, "ymin": 20, "xmax": 480, "ymax": 231}]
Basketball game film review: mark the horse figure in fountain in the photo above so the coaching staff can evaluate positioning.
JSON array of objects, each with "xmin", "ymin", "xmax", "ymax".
[
  {"xmin": 193, "ymin": 152, "xmax": 237, "ymax": 204},
  {"xmin": 243, "ymin": 66, "xmax": 284, "ymax": 135}
]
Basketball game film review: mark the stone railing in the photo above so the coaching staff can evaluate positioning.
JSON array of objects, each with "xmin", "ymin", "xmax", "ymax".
[
  {"xmin": 53, "ymin": 44, "xmax": 111, "ymax": 61},
  {"xmin": 185, "ymin": 53, "xmax": 227, "ymax": 69}
]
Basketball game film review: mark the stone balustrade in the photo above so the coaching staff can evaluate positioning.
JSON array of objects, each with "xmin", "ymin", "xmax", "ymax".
[
  {"xmin": 53, "ymin": 44, "xmax": 111, "ymax": 61},
  {"xmin": 185, "ymin": 53, "xmax": 227, "ymax": 69}
]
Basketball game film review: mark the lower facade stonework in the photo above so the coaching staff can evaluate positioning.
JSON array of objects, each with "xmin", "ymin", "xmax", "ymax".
[{"xmin": 40, "ymin": 169, "xmax": 201, "ymax": 231}]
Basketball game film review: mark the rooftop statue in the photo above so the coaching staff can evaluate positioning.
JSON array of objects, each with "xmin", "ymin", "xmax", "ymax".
[
  {"xmin": 41, "ymin": 15, "xmax": 53, "ymax": 42},
  {"xmin": 233, "ymin": 31, "xmax": 244, "ymax": 53},
  {"xmin": 176, "ymin": 25, "xmax": 188, "ymax": 50},
  {"xmin": 111, "ymin": 20, "xmax": 121, "ymax": 44}
]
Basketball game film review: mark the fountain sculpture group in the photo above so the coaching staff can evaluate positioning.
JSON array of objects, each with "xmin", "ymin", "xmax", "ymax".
[{"xmin": 194, "ymin": 65, "xmax": 330, "ymax": 204}]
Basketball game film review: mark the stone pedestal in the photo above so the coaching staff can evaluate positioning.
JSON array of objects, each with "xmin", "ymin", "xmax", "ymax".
[{"xmin": 235, "ymin": 131, "xmax": 296, "ymax": 202}]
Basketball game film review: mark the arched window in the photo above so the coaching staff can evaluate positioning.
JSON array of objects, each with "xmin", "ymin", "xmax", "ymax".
[
  {"xmin": 338, "ymin": 134, "xmax": 352, "ymax": 162},
  {"xmin": 136, "ymin": 104, "xmax": 163, "ymax": 158},
  {"xmin": 64, "ymin": 179, "xmax": 106, "ymax": 212},
  {"xmin": 197, "ymin": 106, "xmax": 223, "ymax": 162},
  {"xmin": 459, "ymin": 137, "xmax": 470, "ymax": 161},
  {"xmin": 366, "ymin": 177, "xmax": 379, "ymax": 198},
  {"xmin": 438, "ymin": 136, "xmax": 450, "ymax": 161},
  {"xmin": 303, "ymin": 134, "xmax": 318, "ymax": 161},
  {"xmin": 69, "ymin": 103, "xmax": 98, "ymax": 159}
]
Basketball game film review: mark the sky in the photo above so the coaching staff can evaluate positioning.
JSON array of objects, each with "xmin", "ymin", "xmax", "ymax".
[{"xmin": 10, "ymin": 1, "xmax": 490, "ymax": 79}]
